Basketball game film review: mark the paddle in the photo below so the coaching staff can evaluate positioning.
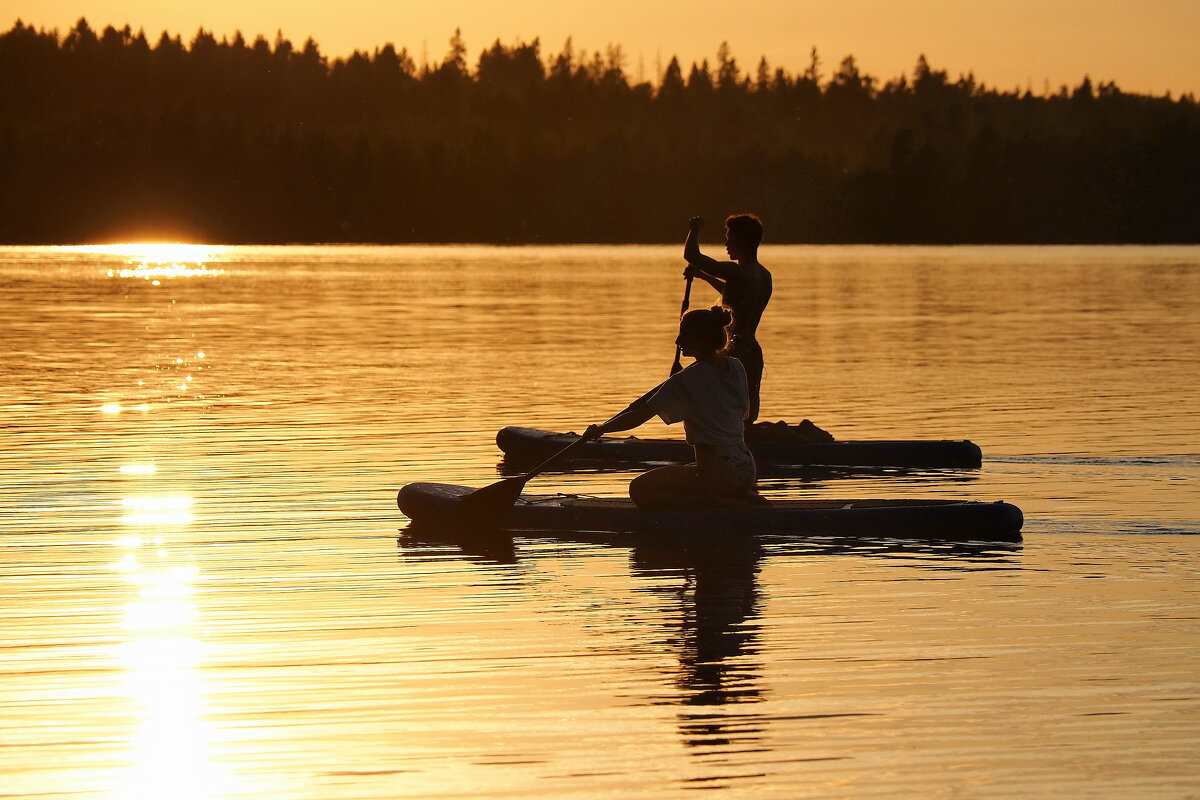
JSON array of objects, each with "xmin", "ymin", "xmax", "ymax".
[
  {"xmin": 460, "ymin": 273, "xmax": 693, "ymax": 528},
  {"xmin": 456, "ymin": 431, "xmax": 598, "ymax": 527},
  {"xmin": 669, "ymin": 274, "xmax": 694, "ymax": 375}
]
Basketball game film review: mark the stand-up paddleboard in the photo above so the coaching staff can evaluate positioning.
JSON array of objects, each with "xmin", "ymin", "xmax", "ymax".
[
  {"xmin": 496, "ymin": 426, "xmax": 984, "ymax": 468},
  {"xmin": 397, "ymin": 482, "xmax": 1023, "ymax": 542}
]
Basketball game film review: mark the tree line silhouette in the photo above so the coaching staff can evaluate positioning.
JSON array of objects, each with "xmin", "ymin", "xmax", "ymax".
[{"xmin": 1, "ymin": 18, "xmax": 1197, "ymax": 243}]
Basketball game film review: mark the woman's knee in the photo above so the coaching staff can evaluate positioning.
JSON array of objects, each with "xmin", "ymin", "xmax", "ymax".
[
  {"xmin": 629, "ymin": 472, "xmax": 654, "ymax": 507},
  {"xmin": 629, "ymin": 467, "xmax": 670, "ymax": 506},
  {"xmin": 630, "ymin": 465, "xmax": 697, "ymax": 509}
]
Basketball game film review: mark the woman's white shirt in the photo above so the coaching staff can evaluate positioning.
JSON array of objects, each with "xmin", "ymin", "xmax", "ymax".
[{"xmin": 646, "ymin": 358, "xmax": 749, "ymax": 447}]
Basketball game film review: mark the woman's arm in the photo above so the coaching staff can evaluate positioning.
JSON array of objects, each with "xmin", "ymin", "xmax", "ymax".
[{"xmin": 584, "ymin": 398, "xmax": 657, "ymax": 440}]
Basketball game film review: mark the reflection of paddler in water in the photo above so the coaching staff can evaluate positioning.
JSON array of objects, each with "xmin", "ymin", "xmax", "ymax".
[
  {"xmin": 683, "ymin": 215, "xmax": 772, "ymax": 427},
  {"xmin": 583, "ymin": 306, "xmax": 766, "ymax": 510},
  {"xmin": 630, "ymin": 537, "xmax": 764, "ymax": 744}
]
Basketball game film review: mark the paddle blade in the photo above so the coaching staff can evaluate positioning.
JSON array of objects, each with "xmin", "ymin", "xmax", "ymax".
[{"xmin": 456, "ymin": 476, "xmax": 527, "ymax": 527}]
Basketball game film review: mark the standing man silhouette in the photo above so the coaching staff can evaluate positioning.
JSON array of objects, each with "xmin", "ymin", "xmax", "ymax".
[{"xmin": 683, "ymin": 214, "xmax": 773, "ymax": 426}]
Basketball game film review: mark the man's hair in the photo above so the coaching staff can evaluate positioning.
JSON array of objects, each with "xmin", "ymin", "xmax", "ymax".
[{"xmin": 725, "ymin": 214, "xmax": 763, "ymax": 249}]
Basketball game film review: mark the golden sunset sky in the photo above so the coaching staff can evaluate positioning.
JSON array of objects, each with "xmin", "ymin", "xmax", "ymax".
[{"xmin": 6, "ymin": 0, "xmax": 1199, "ymax": 95}]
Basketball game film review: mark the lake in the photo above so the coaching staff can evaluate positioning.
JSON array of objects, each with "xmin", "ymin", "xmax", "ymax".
[{"xmin": 1, "ymin": 244, "xmax": 1198, "ymax": 798}]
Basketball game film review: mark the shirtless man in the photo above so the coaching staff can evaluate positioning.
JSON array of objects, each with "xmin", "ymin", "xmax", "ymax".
[{"xmin": 683, "ymin": 214, "xmax": 772, "ymax": 425}]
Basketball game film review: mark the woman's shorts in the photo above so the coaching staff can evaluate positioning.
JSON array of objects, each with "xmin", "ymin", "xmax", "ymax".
[{"xmin": 695, "ymin": 443, "xmax": 757, "ymax": 491}]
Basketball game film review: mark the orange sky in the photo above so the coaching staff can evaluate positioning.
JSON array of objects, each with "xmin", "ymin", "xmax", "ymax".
[{"xmin": 7, "ymin": 0, "xmax": 1199, "ymax": 95}]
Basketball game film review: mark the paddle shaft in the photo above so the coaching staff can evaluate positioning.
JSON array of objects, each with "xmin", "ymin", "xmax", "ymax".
[
  {"xmin": 517, "ymin": 434, "xmax": 594, "ymax": 482},
  {"xmin": 670, "ymin": 275, "xmax": 694, "ymax": 375},
  {"xmin": 515, "ymin": 274, "xmax": 690, "ymax": 483},
  {"xmin": 518, "ymin": 395, "xmax": 658, "ymax": 483}
]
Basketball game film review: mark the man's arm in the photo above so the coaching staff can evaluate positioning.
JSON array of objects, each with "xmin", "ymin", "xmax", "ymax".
[
  {"xmin": 685, "ymin": 264, "xmax": 725, "ymax": 293},
  {"xmin": 683, "ymin": 216, "xmax": 738, "ymax": 283}
]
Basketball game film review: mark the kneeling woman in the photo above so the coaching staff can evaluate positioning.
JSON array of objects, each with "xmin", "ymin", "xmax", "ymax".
[{"xmin": 584, "ymin": 306, "xmax": 763, "ymax": 510}]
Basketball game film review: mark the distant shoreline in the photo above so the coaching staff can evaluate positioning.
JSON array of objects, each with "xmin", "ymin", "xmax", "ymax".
[{"xmin": 3, "ymin": 20, "xmax": 1198, "ymax": 245}]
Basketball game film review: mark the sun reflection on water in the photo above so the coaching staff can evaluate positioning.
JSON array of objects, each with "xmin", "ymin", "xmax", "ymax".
[
  {"xmin": 97, "ymin": 348, "xmax": 211, "ymax": 413},
  {"xmin": 121, "ymin": 496, "xmax": 195, "ymax": 527},
  {"xmin": 67, "ymin": 243, "xmax": 226, "ymax": 264},
  {"xmin": 111, "ymin": 488, "xmax": 232, "ymax": 800},
  {"xmin": 115, "ymin": 576, "xmax": 223, "ymax": 799},
  {"xmin": 107, "ymin": 264, "xmax": 226, "ymax": 281},
  {"xmin": 100, "ymin": 403, "xmax": 152, "ymax": 414},
  {"xmin": 61, "ymin": 243, "xmax": 228, "ymax": 279}
]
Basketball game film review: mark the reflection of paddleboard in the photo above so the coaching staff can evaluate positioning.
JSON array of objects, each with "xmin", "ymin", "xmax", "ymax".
[
  {"xmin": 496, "ymin": 426, "xmax": 983, "ymax": 468},
  {"xmin": 397, "ymin": 482, "xmax": 1023, "ymax": 542}
]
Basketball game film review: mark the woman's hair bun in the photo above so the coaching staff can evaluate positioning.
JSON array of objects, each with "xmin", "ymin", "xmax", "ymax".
[
  {"xmin": 680, "ymin": 305, "xmax": 733, "ymax": 354},
  {"xmin": 708, "ymin": 305, "xmax": 733, "ymax": 326}
]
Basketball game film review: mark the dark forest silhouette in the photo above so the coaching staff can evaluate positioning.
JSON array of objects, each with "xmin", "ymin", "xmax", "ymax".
[{"xmin": 2, "ymin": 19, "xmax": 1198, "ymax": 243}]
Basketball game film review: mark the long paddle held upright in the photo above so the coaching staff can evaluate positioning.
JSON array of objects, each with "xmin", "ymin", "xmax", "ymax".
[{"xmin": 670, "ymin": 275, "xmax": 693, "ymax": 375}]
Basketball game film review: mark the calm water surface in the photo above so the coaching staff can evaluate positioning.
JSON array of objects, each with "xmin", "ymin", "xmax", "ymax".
[{"xmin": 1, "ymin": 245, "xmax": 1198, "ymax": 798}]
